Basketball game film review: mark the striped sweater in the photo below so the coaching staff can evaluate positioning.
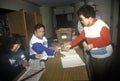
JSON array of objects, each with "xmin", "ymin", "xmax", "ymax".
[
  {"xmin": 71, "ymin": 19, "xmax": 111, "ymax": 48},
  {"xmin": 29, "ymin": 34, "xmax": 55, "ymax": 56}
]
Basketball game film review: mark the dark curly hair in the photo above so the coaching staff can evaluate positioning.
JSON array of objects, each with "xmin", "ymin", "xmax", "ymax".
[
  {"xmin": 34, "ymin": 23, "xmax": 45, "ymax": 31},
  {"xmin": 0, "ymin": 34, "xmax": 23, "ymax": 54},
  {"xmin": 7, "ymin": 34, "xmax": 22, "ymax": 52},
  {"xmin": 77, "ymin": 5, "xmax": 96, "ymax": 18}
]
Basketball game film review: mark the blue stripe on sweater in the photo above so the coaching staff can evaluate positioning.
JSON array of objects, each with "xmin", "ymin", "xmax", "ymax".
[
  {"xmin": 32, "ymin": 43, "xmax": 55, "ymax": 56},
  {"xmin": 90, "ymin": 47, "xmax": 107, "ymax": 55}
]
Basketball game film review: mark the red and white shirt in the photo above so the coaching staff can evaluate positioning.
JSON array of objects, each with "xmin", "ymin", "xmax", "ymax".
[
  {"xmin": 71, "ymin": 18, "xmax": 111, "ymax": 48},
  {"xmin": 71, "ymin": 18, "xmax": 113, "ymax": 58}
]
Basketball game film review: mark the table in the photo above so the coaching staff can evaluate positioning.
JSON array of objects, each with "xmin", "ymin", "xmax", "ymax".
[{"xmin": 39, "ymin": 46, "xmax": 89, "ymax": 81}]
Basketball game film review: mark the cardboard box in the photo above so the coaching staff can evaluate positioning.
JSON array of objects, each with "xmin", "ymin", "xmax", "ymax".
[{"xmin": 56, "ymin": 28, "xmax": 73, "ymax": 43}]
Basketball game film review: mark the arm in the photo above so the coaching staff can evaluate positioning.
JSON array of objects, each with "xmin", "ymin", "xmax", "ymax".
[
  {"xmin": 18, "ymin": 49, "xmax": 40, "ymax": 60},
  {"xmin": 64, "ymin": 31, "xmax": 85, "ymax": 51},
  {"xmin": 48, "ymin": 41, "xmax": 53, "ymax": 47},
  {"xmin": 32, "ymin": 43, "xmax": 56, "ymax": 56},
  {"xmin": 92, "ymin": 27, "xmax": 111, "ymax": 48},
  {"xmin": 70, "ymin": 30, "xmax": 85, "ymax": 47},
  {"xmin": 29, "ymin": 54, "xmax": 40, "ymax": 59},
  {"xmin": 32, "ymin": 43, "xmax": 65, "ymax": 57}
]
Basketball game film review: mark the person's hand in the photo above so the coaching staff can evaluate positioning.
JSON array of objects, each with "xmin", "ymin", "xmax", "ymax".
[
  {"xmin": 64, "ymin": 44, "xmax": 71, "ymax": 51},
  {"xmin": 55, "ymin": 52, "xmax": 65, "ymax": 58},
  {"xmin": 55, "ymin": 52, "xmax": 65, "ymax": 57},
  {"xmin": 55, "ymin": 50, "xmax": 65, "ymax": 58},
  {"xmin": 22, "ymin": 61, "xmax": 29, "ymax": 67},
  {"xmin": 85, "ymin": 44, "xmax": 93, "ymax": 50},
  {"xmin": 52, "ymin": 42, "xmax": 59, "ymax": 47},
  {"xmin": 35, "ymin": 54, "xmax": 41, "ymax": 59}
]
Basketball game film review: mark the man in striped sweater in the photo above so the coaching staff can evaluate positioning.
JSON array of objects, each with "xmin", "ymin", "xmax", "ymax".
[{"xmin": 64, "ymin": 5, "xmax": 113, "ymax": 81}]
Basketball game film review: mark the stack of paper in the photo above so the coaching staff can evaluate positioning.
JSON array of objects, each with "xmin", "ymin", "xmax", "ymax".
[
  {"xmin": 61, "ymin": 49, "xmax": 85, "ymax": 68},
  {"xmin": 17, "ymin": 59, "xmax": 45, "ymax": 81}
]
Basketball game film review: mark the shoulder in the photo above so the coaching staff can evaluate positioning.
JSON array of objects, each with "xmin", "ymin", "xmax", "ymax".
[
  {"xmin": 12, "ymin": 49, "xmax": 26, "ymax": 55},
  {"xmin": 30, "ymin": 34, "xmax": 40, "ymax": 44},
  {"xmin": 96, "ymin": 19, "xmax": 109, "ymax": 29},
  {"xmin": 30, "ymin": 34, "xmax": 37, "ymax": 40}
]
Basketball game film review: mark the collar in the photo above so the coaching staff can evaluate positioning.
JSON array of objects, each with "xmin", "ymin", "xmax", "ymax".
[
  {"xmin": 34, "ymin": 34, "xmax": 43, "ymax": 39},
  {"xmin": 88, "ymin": 18, "xmax": 97, "ymax": 27}
]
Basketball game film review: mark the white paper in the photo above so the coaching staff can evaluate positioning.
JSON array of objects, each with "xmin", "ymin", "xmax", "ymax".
[
  {"xmin": 17, "ymin": 59, "xmax": 45, "ymax": 81},
  {"xmin": 61, "ymin": 49, "xmax": 85, "ymax": 68}
]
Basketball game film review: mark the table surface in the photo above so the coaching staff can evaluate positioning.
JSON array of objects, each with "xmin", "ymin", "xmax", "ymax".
[{"xmin": 39, "ymin": 46, "xmax": 89, "ymax": 81}]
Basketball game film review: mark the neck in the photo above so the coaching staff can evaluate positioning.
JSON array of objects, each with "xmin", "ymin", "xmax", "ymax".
[{"xmin": 89, "ymin": 17, "xmax": 94, "ymax": 26}]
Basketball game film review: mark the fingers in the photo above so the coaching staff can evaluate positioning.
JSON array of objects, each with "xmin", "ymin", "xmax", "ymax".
[
  {"xmin": 55, "ymin": 52, "xmax": 65, "ymax": 58},
  {"xmin": 85, "ymin": 44, "xmax": 93, "ymax": 50},
  {"xmin": 61, "ymin": 54, "xmax": 65, "ymax": 57},
  {"xmin": 35, "ymin": 54, "xmax": 41, "ymax": 59},
  {"xmin": 22, "ymin": 61, "xmax": 29, "ymax": 67},
  {"xmin": 63, "ymin": 44, "xmax": 71, "ymax": 51}
]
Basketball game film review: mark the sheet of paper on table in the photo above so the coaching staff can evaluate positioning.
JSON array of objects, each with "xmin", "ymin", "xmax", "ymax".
[{"xmin": 61, "ymin": 49, "xmax": 85, "ymax": 68}]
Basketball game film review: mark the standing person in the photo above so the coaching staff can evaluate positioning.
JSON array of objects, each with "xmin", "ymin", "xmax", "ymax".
[
  {"xmin": 77, "ymin": 1, "xmax": 102, "ymax": 62},
  {"xmin": 77, "ymin": 1, "xmax": 102, "ymax": 79},
  {"xmin": 29, "ymin": 23, "xmax": 65, "ymax": 67},
  {"xmin": 64, "ymin": 5, "xmax": 113, "ymax": 81}
]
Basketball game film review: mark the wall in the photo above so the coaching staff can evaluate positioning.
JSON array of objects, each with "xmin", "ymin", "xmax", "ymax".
[
  {"xmin": 110, "ymin": 0, "xmax": 119, "ymax": 46},
  {"xmin": 54, "ymin": 6, "xmax": 74, "ymax": 15},
  {"xmin": 53, "ymin": 6, "xmax": 75, "ymax": 29},
  {"xmin": 40, "ymin": 6, "xmax": 53, "ymax": 38},
  {"xmin": 92, "ymin": 0, "xmax": 111, "ymax": 26},
  {"xmin": 74, "ymin": 1, "xmax": 85, "ymax": 26},
  {"xmin": 0, "ymin": 0, "xmax": 40, "ymax": 13},
  {"xmin": 92, "ymin": 0, "xmax": 119, "ymax": 46}
]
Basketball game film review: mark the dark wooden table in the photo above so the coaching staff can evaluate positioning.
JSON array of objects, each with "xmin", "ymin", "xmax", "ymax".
[{"xmin": 39, "ymin": 46, "xmax": 89, "ymax": 81}]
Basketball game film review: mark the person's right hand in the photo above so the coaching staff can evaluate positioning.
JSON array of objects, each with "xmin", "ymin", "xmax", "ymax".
[
  {"xmin": 22, "ymin": 61, "xmax": 29, "ymax": 67},
  {"xmin": 55, "ymin": 52, "xmax": 65, "ymax": 58},
  {"xmin": 64, "ymin": 44, "xmax": 71, "ymax": 51}
]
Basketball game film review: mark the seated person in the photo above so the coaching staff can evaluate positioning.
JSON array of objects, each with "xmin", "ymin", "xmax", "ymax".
[
  {"xmin": 29, "ymin": 23, "xmax": 65, "ymax": 61},
  {"xmin": 0, "ymin": 36, "xmax": 29, "ymax": 81},
  {"xmin": 8, "ymin": 34, "xmax": 42, "ymax": 67}
]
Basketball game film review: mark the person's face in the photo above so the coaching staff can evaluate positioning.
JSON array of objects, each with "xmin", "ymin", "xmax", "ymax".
[
  {"xmin": 79, "ymin": 15, "xmax": 91, "ymax": 26},
  {"xmin": 11, "ymin": 44, "xmax": 20, "ymax": 52},
  {"xmin": 35, "ymin": 27, "xmax": 45, "ymax": 38}
]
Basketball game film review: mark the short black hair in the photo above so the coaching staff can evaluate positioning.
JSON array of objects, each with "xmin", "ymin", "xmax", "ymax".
[
  {"xmin": 7, "ymin": 35, "xmax": 21, "ymax": 51},
  {"xmin": 77, "ymin": 5, "xmax": 96, "ymax": 18},
  {"xmin": 34, "ymin": 23, "xmax": 45, "ymax": 31},
  {"xmin": 0, "ymin": 34, "xmax": 22, "ymax": 53}
]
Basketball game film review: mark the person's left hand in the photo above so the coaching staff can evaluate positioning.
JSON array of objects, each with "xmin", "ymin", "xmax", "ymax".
[
  {"xmin": 85, "ymin": 44, "xmax": 93, "ymax": 50},
  {"xmin": 35, "ymin": 54, "xmax": 41, "ymax": 59}
]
